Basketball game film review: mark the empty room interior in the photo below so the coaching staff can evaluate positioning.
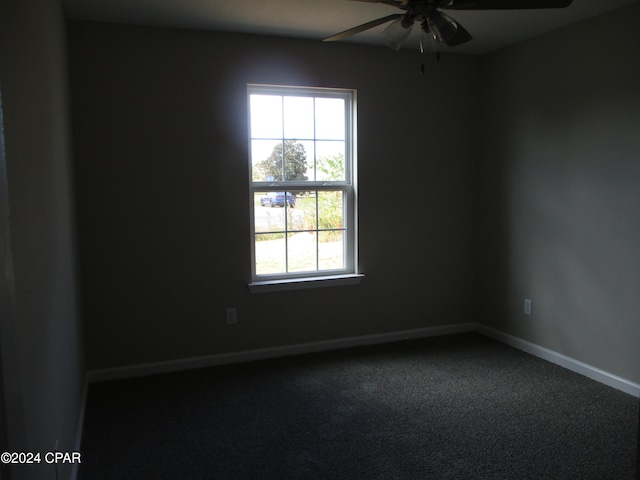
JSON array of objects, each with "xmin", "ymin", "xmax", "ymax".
[{"xmin": 1, "ymin": 0, "xmax": 639, "ymax": 478}]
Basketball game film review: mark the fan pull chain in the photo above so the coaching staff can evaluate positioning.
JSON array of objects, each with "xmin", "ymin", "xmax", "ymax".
[
  {"xmin": 419, "ymin": 31, "xmax": 443, "ymax": 73},
  {"xmin": 420, "ymin": 30, "xmax": 425, "ymax": 74}
]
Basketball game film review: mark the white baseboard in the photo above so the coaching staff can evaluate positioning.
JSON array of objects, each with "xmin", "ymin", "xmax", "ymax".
[
  {"xmin": 476, "ymin": 324, "xmax": 640, "ymax": 397},
  {"xmin": 86, "ymin": 322, "xmax": 640, "ymax": 399},
  {"xmin": 87, "ymin": 323, "xmax": 476, "ymax": 383}
]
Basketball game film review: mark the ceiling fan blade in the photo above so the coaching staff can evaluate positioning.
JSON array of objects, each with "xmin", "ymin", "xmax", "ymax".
[
  {"xmin": 426, "ymin": 11, "xmax": 472, "ymax": 47},
  {"xmin": 444, "ymin": 19, "xmax": 472, "ymax": 46},
  {"xmin": 444, "ymin": 0, "xmax": 573, "ymax": 9},
  {"xmin": 323, "ymin": 14, "xmax": 403, "ymax": 42}
]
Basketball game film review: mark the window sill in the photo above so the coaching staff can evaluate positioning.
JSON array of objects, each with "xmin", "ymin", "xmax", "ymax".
[{"xmin": 248, "ymin": 274, "xmax": 364, "ymax": 294}]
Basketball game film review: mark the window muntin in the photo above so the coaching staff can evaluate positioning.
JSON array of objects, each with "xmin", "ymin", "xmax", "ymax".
[{"xmin": 248, "ymin": 85, "xmax": 356, "ymax": 282}]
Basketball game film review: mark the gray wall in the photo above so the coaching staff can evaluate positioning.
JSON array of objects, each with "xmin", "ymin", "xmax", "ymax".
[
  {"xmin": 0, "ymin": 0, "xmax": 84, "ymax": 478},
  {"xmin": 67, "ymin": 22, "xmax": 481, "ymax": 371},
  {"xmin": 479, "ymin": 3, "xmax": 640, "ymax": 384}
]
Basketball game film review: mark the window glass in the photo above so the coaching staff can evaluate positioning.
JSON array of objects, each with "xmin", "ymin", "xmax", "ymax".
[
  {"xmin": 250, "ymin": 95, "xmax": 282, "ymax": 138},
  {"xmin": 315, "ymin": 98, "xmax": 345, "ymax": 140},
  {"xmin": 283, "ymin": 96, "xmax": 314, "ymax": 139}
]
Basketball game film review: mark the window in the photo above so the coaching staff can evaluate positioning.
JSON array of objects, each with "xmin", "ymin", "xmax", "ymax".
[{"xmin": 247, "ymin": 85, "xmax": 360, "ymax": 290}]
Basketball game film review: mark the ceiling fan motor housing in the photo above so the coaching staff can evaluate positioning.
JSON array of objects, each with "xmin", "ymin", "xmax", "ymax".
[{"xmin": 404, "ymin": 1, "xmax": 442, "ymax": 28}]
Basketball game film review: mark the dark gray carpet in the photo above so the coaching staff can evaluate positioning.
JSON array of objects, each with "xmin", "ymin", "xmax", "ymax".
[{"xmin": 79, "ymin": 333, "xmax": 638, "ymax": 479}]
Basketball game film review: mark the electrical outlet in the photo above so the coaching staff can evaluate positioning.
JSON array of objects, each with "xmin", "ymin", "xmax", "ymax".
[
  {"xmin": 524, "ymin": 299, "xmax": 532, "ymax": 316},
  {"xmin": 226, "ymin": 308, "xmax": 237, "ymax": 324}
]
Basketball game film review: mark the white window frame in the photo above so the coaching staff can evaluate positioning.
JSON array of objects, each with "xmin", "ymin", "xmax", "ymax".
[{"xmin": 247, "ymin": 84, "xmax": 362, "ymax": 292}]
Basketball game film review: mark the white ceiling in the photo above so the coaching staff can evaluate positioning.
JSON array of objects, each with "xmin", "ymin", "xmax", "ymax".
[{"xmin": 61, "ymin": 0, "xmax": 638, "ymax": 55}]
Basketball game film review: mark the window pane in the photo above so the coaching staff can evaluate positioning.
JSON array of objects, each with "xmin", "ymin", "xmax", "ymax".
[
  {"xmin": 286, "ymin": 193, "xmax": 307, "ymax": 231},
  {"xmin": 255, "ymin": 233, "xmax": 286, "ymax": 275},
  {"xmin": 250, "ymin": 95, "xmax": 282, "ymax": 138},
  {"xmin": 319, "ymin": 230, "xmax": 344, "ymax": 270},
  {"xmin": 315, "ymin": 98, "xmax": 345, "ymax": 140},
  {"xmin": 252, "ymin": 139, "xmax": 282, "ymax": 181},
  {"xmin": 283, "ymin": 140, "xmax": 313, "ymax": 182},
  {"xmin": 318, "ymin": 191, "xmax": 344, "ymax": 229},
  {"xmin": 316, "ymin": 142, "xmax": 345, "ymax": 181},
  {"xmin": 287, "ymin": 232, "xmax": 317, "ymax": 273},
  {"xmin": 255, "ymin": 192, "xmax": 286, "ymax": 231},
  {"xmin": 284, "ymin": 96, "xmax": 314, "ymax": 140},
  {"xmin": 294, "ymin": 193, "xmax": 317, "ymax": 232}
]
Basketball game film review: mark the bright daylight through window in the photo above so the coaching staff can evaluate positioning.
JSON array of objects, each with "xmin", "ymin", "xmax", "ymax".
[{"xmin": 248, "ymin": 85, "xmax": 357, "ymax": 286}]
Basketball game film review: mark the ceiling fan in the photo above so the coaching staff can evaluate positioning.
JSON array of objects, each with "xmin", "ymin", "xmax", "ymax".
[{"xmin": 323, "ymin": 0, "xmax": 574, "ymax": 50}]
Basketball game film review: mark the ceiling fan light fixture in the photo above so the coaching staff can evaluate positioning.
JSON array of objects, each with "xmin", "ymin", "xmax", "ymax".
[{"xmin": 382, "ymin": 16, "xmax": 414, "ymax": 50}]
